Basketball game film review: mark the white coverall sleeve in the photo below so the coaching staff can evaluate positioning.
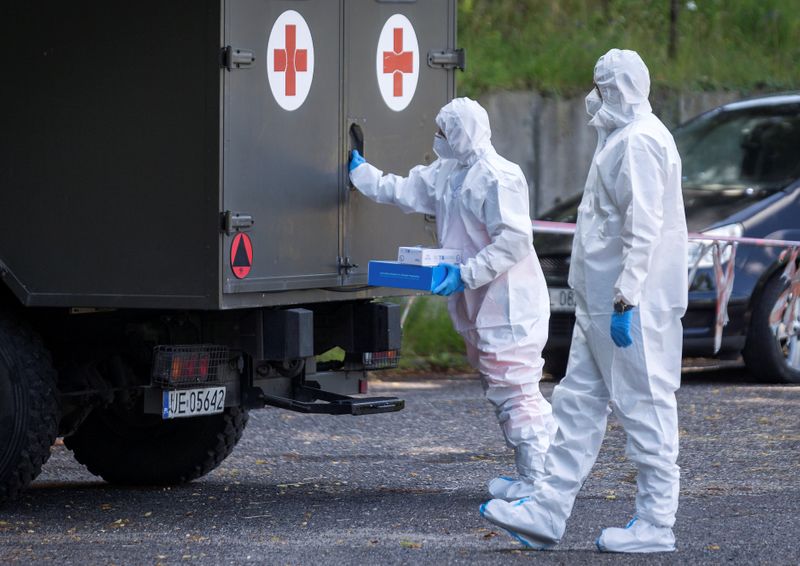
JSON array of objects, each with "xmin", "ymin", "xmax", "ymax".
[
  {"xmin": 349, "ymin": 161, "xmax": 438, "ymax": 216},
  {"xmin": 460, "ymin": 174, "xmax": 534, "ymax": 289},
  {"xmin": 611, "ymin": 136, "xmax": 666, "ymax": 306}
]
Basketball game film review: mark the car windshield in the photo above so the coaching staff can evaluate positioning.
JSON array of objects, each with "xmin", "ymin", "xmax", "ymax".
[{"xmin": 675, "ymin": 103, "xmax": 800, "ymax": 192}]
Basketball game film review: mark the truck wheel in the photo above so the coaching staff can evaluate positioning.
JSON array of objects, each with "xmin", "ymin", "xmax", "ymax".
[
  {"xmin": 65, "ymin": 400, "xmax": 248, "ymax": 485},
  {"xmin": 743, "ymin": 272, "xmax": 800, "ymax": 384},
  {"xmin": 0, "ymin": 315, "xmax": 59, "ymax": 504}
]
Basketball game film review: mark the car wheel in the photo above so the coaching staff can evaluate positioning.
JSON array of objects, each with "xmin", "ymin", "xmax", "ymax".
[
  {"xmin": 743, "ymin": 272, "xmax": 800, "ymax": 384},
  {"xmin": 543, "ymin": 351, "xmax": 568, "ymax": 380}
]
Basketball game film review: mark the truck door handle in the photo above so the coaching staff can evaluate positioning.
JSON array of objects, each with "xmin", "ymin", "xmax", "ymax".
[
  {"xmin": 349, "ymin": 123, "xmax": 365, "ymax": 190},
  {"xmin": 349, "ymin": 123, "xmax": 364, "ymax": 157}
]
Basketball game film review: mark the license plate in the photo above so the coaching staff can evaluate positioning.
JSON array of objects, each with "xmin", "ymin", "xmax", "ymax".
[
  {"xmin": 162, "ymin": 387, "xmax": 226, "ymax": 420},
  {"xmin": 549, "ymin": 288, "xmax": 576, "ymax": 312}
]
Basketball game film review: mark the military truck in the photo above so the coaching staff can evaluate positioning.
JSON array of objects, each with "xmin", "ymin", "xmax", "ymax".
[{"xmin": 0, "ymin": 0, "xmax": 462, "ymax": 502}]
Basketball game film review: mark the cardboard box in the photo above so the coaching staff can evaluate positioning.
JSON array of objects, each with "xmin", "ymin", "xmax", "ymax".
[
  {"xmin": 397, "ymin": 246, "xmax": 463, "ymax": 266},
  {"xmin": 368, "ymin": 261, "xmax": 447, "ymax": 292}
]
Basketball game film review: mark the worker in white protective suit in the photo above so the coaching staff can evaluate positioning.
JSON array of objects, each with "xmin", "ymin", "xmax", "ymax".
[
  {"xmin": 349, "ymin": 97, "xmax": 556, "ymax": 490},
  {"xmin": 480, "ymin": 49, "xmax": 688, "ymax": 553}
]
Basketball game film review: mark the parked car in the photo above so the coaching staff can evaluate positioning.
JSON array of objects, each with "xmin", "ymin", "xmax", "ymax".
[{"xmin": 537, "ymin": 93, "xmax": 800, "ymax": 383}]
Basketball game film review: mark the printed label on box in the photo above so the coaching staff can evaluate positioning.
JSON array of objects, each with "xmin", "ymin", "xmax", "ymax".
[{"xmin": 397, "ymin": 247, "xmax": 463, "ymax": 266}]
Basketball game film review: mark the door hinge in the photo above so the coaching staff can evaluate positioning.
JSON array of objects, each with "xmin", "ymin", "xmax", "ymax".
[
  {"xmin": 221, "ymin": 211, "xmax": 255, "ymax": 235},
  {"xmin": 221, "ymin": 46, "xmax": 255, "ymax": 71},
  {"xmin": 427, "ymin": 48, "xmax": 466, "ymax": 71},
  {"xmin": 337, "ymin": 256, "xmax": 359, "ymax": 277}
]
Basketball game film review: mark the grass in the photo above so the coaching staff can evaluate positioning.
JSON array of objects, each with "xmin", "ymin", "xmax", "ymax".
[
  {"xmin": 398, "ymin": 296, "xmax": 470, "ymax": 372},
  {"xmin": 314, "ymin": 297, "xmax": 469, "ymax": 373},
  {"xmin": 457, "ymin": 0, "xmax": 800, "ymax": 97}
]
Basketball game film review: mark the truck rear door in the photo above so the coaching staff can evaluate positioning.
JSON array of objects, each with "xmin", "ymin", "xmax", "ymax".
[
  {"xmin": 343, "ymin": 0, "xmax": 457, "ymax": 285},
  {"xmin": 222, "ymin": 0, "xmax": 456, "ymax": 298},
  {"xmin": 223, "ymin": 0, "xmax": 342, "ymax": 294}
]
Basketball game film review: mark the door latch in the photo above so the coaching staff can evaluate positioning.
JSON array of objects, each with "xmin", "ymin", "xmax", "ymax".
[
  {"xmin": 427, "ymin": 48, "xmax": 466, "ymax": 71},
  {"xmin": 338, "ymin": 256, "xmax": 359, "ymax": 277},
  {"xmin": 221, "ymin": 211, "xmax": 255, "ymax": 235},
  {"xmin": 221, "ymin": 46, "xmax": 255, "ymax": 71}
]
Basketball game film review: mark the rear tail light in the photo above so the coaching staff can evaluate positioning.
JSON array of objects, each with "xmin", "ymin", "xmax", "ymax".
[
  {"xmin": 152, "ymin": 345, "xmax": 229, "ymax": 388},
  {"xmin": 362, "ymin": 349, "xmax": 400, "ymax": 370}
]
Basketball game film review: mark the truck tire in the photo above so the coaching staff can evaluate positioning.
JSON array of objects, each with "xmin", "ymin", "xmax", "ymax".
[
  {"xmin": 65, "ymin": 402, "xmax": 248, "ymax": 485},
  {"xmin": 0, "ymin": 315, "xmax": 59, "ymax": 504},
  {"xmin": 743, "ymin": 272, "xmax": 800, "ymax": 384}
]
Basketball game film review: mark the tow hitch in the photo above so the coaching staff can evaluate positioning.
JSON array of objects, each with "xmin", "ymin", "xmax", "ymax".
[{"xmin": 259, "ymin": 384, "xmax": 404, "ymax": 416}]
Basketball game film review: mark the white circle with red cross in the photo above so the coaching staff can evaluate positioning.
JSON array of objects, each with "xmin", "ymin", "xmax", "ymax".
[
  {"xmin": 375, "ymin": 14, "xmax": 420, "ymax": 112},
  {"xmin": 267, "ymin": 10, "xmax": 314, "ymax": 111}
]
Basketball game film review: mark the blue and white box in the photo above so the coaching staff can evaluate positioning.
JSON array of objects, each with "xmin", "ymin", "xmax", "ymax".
[{"xmin": 368, "ymin": 261, "xmax": 447, "ymax": 292}]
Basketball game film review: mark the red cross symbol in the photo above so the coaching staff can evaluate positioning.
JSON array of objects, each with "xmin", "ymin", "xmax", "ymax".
[
  {"xmin": 273, "ymin": 24, "xmax": 308, "ymax": 97},
  {"xmin": 383, "ymin": 28, "xmax": 413, "ymax": 97}
]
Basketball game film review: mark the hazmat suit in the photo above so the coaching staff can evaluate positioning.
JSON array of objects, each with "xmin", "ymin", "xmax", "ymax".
[
  {"xmin": 480, "ymin": 49, "xmax": 688, "ymax": 553},
  {"xmin": 349, "ymin": 97, "xmax": 556, "ymax": 483}
]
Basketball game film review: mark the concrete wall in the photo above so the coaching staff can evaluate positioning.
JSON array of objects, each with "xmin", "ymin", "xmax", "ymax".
[{"xmin": 480, "ymin": 90, "xmax": 745, "ymax": 216}]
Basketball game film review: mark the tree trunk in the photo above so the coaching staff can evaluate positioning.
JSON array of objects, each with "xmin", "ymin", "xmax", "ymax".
[{"xmin": 668, "ymin": 0, "xmax": 680, "ymax": 60}]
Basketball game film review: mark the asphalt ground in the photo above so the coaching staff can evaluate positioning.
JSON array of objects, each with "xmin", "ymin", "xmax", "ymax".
[{"xmin": 1, "ymin": 364, "xmax": 799, "ymax": 565}]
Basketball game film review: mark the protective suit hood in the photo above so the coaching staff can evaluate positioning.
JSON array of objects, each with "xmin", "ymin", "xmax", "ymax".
[
  {"xmin": 435, "ymin": 97, "xmax": 493, "ymax": 166},
  {"xmin": 590, "ymin": 49, "xmax": 653, "ymax": 131}
]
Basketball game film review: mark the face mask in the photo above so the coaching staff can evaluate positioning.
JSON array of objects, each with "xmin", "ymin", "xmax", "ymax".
[
  {"xmin": 433, "ymin": 133, "xmax": 456, "ymax": 160},
  {"xmin": 585, "ymin": 89, "xmax": 603, "ymax": 117}
]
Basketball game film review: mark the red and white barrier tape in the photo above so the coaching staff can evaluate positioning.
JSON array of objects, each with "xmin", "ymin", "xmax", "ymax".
[
  {"xmin": 711, "ymin": 243, "xmax": 737, "ymax": 354},
  {"xmin": 770, "ymin": 248, "xmax": 800, "ymax": 360},
  {"xmin": 532, "ymin": 220, "xmax": 800, "ymax": 354}
]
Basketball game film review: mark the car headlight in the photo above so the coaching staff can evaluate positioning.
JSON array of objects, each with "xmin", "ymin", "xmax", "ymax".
[{"xmin": 687, "ymin": 223, "xmax": 744, "ymax": 269}]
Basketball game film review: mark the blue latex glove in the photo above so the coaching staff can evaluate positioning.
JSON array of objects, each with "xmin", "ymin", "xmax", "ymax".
[
  {"xmin": 610, "ymin": 309, "xmax": 634, "ymax": 348},
  {"xmin": 349, "ymin": 149, "xmax": 366, "ymax": 172},
  {"xmin": 433, "ymin": 263, "xmax": 465, "ymax": 296}
]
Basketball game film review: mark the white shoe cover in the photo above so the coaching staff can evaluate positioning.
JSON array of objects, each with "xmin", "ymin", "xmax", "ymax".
[
  {"xmin": 479, "ymin": 499, "xmax": 559, "ymax": 550},
  {"xmin": 487, "ymin": 476, "xmax": 537, "ymax": 501},
  {"xmin": 596, "ymin": 517, "xmax": 676, "ymax": 553}
]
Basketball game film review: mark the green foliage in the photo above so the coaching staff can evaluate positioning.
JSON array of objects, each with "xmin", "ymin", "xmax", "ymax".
[
  {"xmin": 313, "ymin": 299, "xmax": 469, "ymax": 373},
  {"xmin": 399, "ymin": 296, "xmax": 470, "ymax": 371},
  {"xmin": 458, "ymin": 0, "xmax": 800, "ymax": 97},
  {"xmin": 316, "ymin": 347, "xmax": 345, "ymax": 363}
]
